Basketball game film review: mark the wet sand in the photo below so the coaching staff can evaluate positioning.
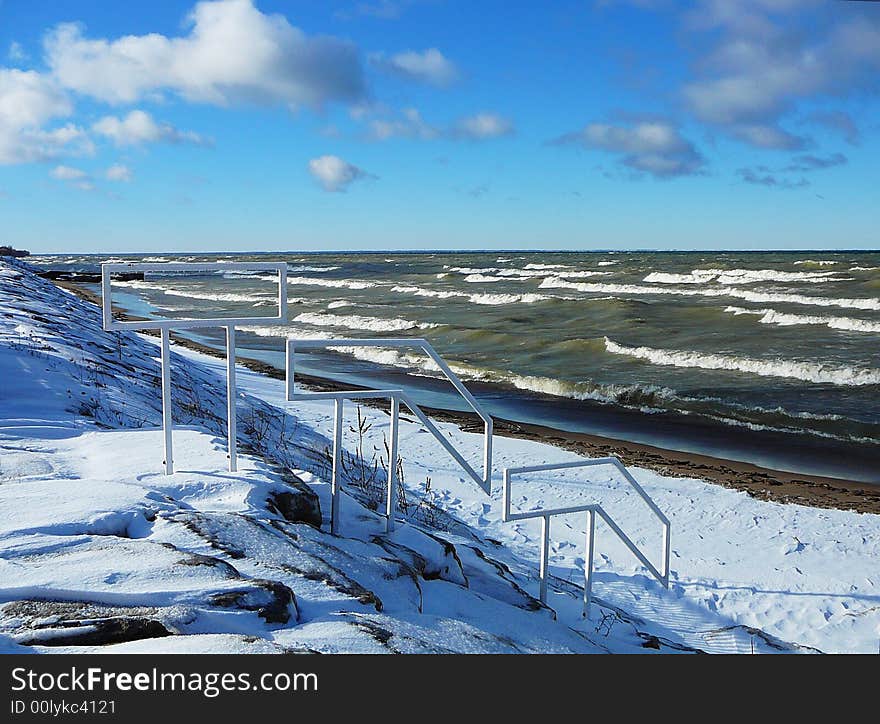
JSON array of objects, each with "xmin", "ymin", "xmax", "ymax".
[{"xmin": 55, "ymin": 278, "xmax": 880, "ymax": 516}]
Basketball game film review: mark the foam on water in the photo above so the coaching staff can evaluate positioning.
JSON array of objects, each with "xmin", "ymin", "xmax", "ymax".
[
  {"xmin": 391, "ymin": 284, "xmax": 551, "ymax": 305},
  {"xmin": 644, "ymin": 268, "xmax": 843, "ymax": 285},
  {"xmin": 287, "ymin": 276, "xmax": 376, "ymax": 290},
  {"xmin": 540, "ymin": 277, "xmax": 880, "ymax": 310},
  {"xmin": 604, "ymin": 337, "xmax": 880, "ymax": 386},
  {"xmin": 293, "ymin": 311, "xmax": 438, "ymax": 332},
  {"xmin": 724, "ymin": 306, "xmax": 880, "ymax": 333}
]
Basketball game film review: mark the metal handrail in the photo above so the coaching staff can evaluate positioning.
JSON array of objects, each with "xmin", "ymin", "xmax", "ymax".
[
  {"xmin": 502, "ymin": 457, "xmax": 671, "ymax": 616},
  {"xmin": 286, "ymin": 338, "xmax": 493, "ymax": 494}
]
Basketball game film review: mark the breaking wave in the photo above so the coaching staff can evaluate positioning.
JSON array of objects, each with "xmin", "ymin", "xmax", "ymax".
[
  {"xmin": 293, "ymin": 311, "xmax": 438, "ymax": 332},
  {"xmin": 288, "ymin": 265, "xmax": 341, "ymax": 272},
  {"xmin": 644, "ymin": 268, "xmax": 843, "ymax": 285},
  {"xmin": 113, "ymin": 279, "xmax": 275, "ymax": 305},
  {"xmin": 391, "ymin": 285, "xmax": 551, "ymax": 305},
  {"xmin": 288, "ymin": 276, "xmax": 376, "ymax": 290},
  {"xmin": 449, "ymin": 265, "xmax": 609, "ymax": 280},
  {"xmin": 539, "ymin": 277, "xmax": 880, "ymax": 310},
  {"xmin": 724, "ymin": 306, "xmax": 880, "ymax": 333},
  {"xmin": 604, "ymin": 338, "xmax": 880, "ymax": 386}
]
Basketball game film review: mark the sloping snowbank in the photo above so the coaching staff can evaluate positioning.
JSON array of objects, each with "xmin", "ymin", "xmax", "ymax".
[{"xmin": 1, "ymin": 258, "xmax": 879, "ymax": 653}]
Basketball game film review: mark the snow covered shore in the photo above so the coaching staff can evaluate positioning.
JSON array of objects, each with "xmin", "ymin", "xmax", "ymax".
[{"xmin": 1, "ymin": 258, "xmax": 878, "ymax": 653}]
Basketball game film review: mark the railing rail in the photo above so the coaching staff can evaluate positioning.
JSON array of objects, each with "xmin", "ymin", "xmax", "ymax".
[
  {"xmin": 502, "ymin": 457, "xmax": 671, "ymax": 616},
  {"xmin": 286, "ymin": 338, "xmax": 493, "ymax": 493},
  {"xmin": 286, "ymin": 338, "xmax": 494, "ymax": 536}
]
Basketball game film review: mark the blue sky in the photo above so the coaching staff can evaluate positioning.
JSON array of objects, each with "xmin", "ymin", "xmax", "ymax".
[{"xmin": 0, "ymin": 0, "xmax": 878, "ymax": 253}]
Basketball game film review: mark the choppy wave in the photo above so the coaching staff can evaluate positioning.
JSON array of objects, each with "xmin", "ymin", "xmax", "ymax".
[
  {"xmin": 288, "ymin": 276, "xmax": 376, "ymax": 290},
  {"xmin": 795, "ymin": 259, "xmax": 838, "ymax": 266},
  {"xmin": 392, "ymin": 284, "xmax": 550, "ymax": 306},
  {"xmin": 604, "ymin": 337, "xmax": 880, "ymax": 386},
  {"xmin": 449, "ymin": 265, "xmax": 609, "ymax": 280},
  {"xmin": 724, "ymin": 306, "xmax": 880, "ymax": 333},
  {"xmin": 288, "ymin": 265, "xmax": 340, "ymax": 273},
  {"xmin": 293, "ymin": 311, "xmax": 438, "ymax": 332},
  {"xmin": 540, "ymin": 277, "xmax": 880, "ymax": 310},
  {"xmin": 644, "ymin": 268, "xmax": 842, "ymax": 285},
  {"xmin": 239, "ymin": 324, "xmax": 336, "ymax": 341},
  {"xmin": 162, "ymin": 289, "xmax": 276, "ymax": 305},
  {"xmin": 113, "ymin": 279, "xmax": 276, "ymax": 305},
  {"xmin": 464, "ymin": 274, "xmax": 506, "ymax": 283},
  {"xmin": 327, "ymin": 300, "xmax": 352, "ymax": 309}
]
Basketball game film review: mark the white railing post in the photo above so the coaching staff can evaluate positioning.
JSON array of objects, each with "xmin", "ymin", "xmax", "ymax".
[
  {"xmin": 160, "ymin": 328, "xmax": 173, "ymax": 475},
  {"xmin": 331, "ymin": 397, "xmax": 344, "ymax": 535},
  {"xmin": 285, "ymin": 342, "xmax": 296, "ymax": 401},
  {"xmin": 226, "ymin": 324, "xmax": 237, "ymax": 473},
  {"xmin": 386, "ymin": 395, "xmax": 400, "ymax": 534},
  {"xmin": 101, "ymin": 268, "xmax": 113, "ymax": 327},
  {"xmin": 539, "ymin": 515, "xmax": 550, "ymax": 604},
  {"xmin": 584, "ymin": 509, "xmax": 595, "ymax": 618},
  {"xmin": 662, "ymin": 520, "xmax": 671, "ymax": 588},
  {"xmin": 483, "ymin": 418, "xmax": 493, "ymax": 491}
]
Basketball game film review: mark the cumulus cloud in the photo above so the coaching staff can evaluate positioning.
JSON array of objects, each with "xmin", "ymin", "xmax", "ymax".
[
  {"xmin": 369, "ymin": 48, "xmax": 458, "ymax": 86},
  {"xmin": 93, "ymin": 110, "xmax": 208, "ymax": 146},
  {"xmin": 366, "ymin": 108, "xmax": 514, "ymax": 141},
  {"xmin": 552, "ymin": 120, "xmax": 705, "ymax": 178},
  {"xmin": 308, "ymin": 155, "xmax": 374, "ymax": 192},
  {"xmin": 0, "ymin": 68, "xmax": 91, "ymax": 164},
  {"xmin": 49, "ymin": 164, "xmax": 94, "ymax": 191},
  {"xmin": 452, "ymin": 113, "xmax": 514, "ymax": 140},
  {"xmin": 680, "ymin": 1, "xmax": 880, "ymax": 149},
  {"xmin": 8, "ymin": 42, "xmax": 28, "ymax": 63},
  {"xmin": 369, "ymin": 107, "xmax": 439, "ymax": 140},
  {"xmin": 105, "ymin": 163, "xmax": 133, "ymax": 182},
  {"xmin": 44, "ymin": 0, "xmax": 365, "ymax": 109},
  {"xmin": 50, "ymin": 164, "xmax": 87, "ymax": 180}
]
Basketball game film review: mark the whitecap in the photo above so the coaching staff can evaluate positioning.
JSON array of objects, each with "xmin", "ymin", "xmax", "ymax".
[{"xmin": 604, "ymin": 337, "xmax": 880, "ymax": 386}]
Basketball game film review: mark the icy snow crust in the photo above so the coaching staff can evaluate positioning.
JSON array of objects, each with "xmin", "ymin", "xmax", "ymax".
[{"xmin": 0, "ymin": 259, "xmax": 878, "ymax": 654}]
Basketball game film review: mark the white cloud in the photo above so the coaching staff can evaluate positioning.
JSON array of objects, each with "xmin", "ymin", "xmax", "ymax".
[
  {"xmin": 366, "ymin": 108, "xmax": 514, "ymax": 141},
  {"xmin": 308, "ymin": 155, "xmax": 373, "ymax": 192},
  {"xmin": 8, "ymin": 42, "xmax": 28, "ymax": 63},
  {"xmin": 680, "ymin": 1, "xmax": 880, "ymax": 149},
  {"xmin": 369, "ymin": 107, "xmax": 439, "ymax": 140},
  {"xmin": 369, "ymin": 48, "xmax": 458, "ymax": 86},
  {"xmin": 0, "ymin": 69, "xmax": 91, "ymax": 164},
  {"xmin": 0, "ymin": 68, "xmax": 70, "ymax": 131},
  {"xmin": 50, "ymin": 164, "xmax": 88, "ymax": 180},
  {"xmin": 92, "ymin": 110, "xmax": 208, "ymax": 146},
  {"xmin": 105, "ymin": 164, "xmax": 133, "ymax": 182},
  {"xmin": 452, "ymin": 113, "xmax": 514, "ymax": 140},
  {"xmin": 44, "ymin": 0, "xmax": 366, "ymax": 108},
  {"xmin": 554, "ymin": 120, "xmax": 706, "ymax": 178}
]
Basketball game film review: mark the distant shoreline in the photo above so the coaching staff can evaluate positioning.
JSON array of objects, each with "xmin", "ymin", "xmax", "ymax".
[{"xmin": 54, "ymin": 277, "xmax": 880, "ymax": 516}]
